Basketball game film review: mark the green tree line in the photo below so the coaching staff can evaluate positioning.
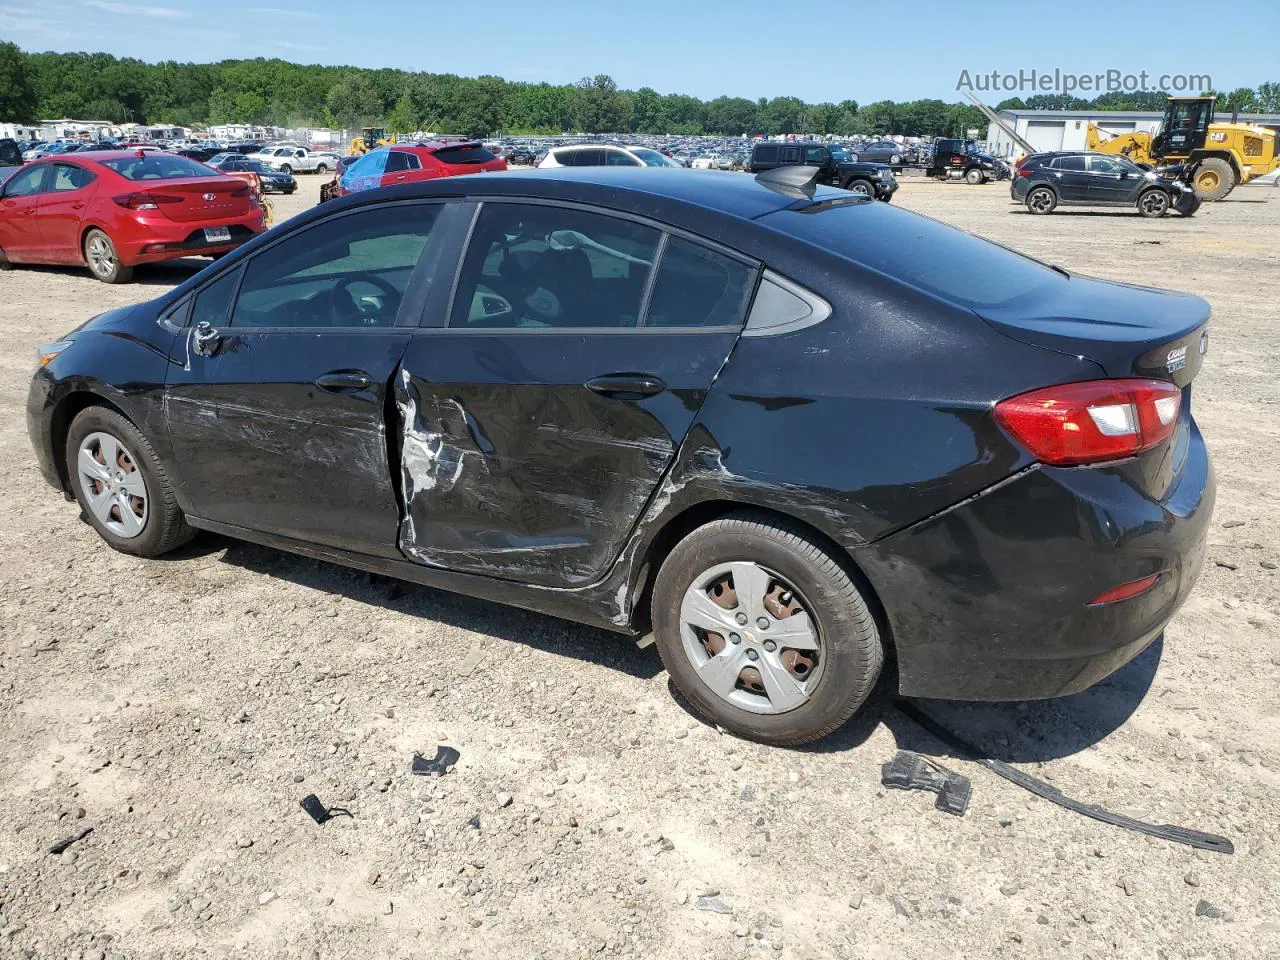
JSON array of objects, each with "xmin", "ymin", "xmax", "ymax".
[{"xmin": 2, "ymin": 42, "xmax": 1277, "ymax": 140}]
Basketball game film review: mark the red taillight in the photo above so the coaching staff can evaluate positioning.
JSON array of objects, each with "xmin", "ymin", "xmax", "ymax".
[
  {"xmin": 1087, "ymin": 573, "xmax": 1162, "ymax": 606},
  {"xmin": 1017, "ymin": 166, "xmax": 1035, "ymax": 177},
  {"xmin": 994, "ymin": 379, "xmax": 1182, "ymax": 466},
  {"xmin": 951, "ymin": 155, "xmax": 964, "ymax": 164},
  {"xmin": 112, "ymin": 193, "xmax": 183, "ymax": 211},
  {"xmin": 229, "ymin": 185, "xmax": 249, "ymax": 198}
]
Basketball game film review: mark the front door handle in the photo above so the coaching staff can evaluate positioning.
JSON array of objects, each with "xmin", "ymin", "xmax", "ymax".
[
  {"xmin": 315, "ymin": 370, "xmax": 372, "ymax": 392},
  {"xmin": 585, "ymin": 374, "xmax": 666, "ymax": 398}
]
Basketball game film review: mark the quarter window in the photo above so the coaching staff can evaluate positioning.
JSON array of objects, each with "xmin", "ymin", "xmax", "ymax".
[
  {"xmin": 229, "ymin": 204, "xmax": 440, "ymax": 328},
  {"xmin": 646, "ymin": 238, "xmax": 755, "ymax": 329},
  {"xmin": 450, "ymin": 203, "xmax": 661, "ymax": 329}
]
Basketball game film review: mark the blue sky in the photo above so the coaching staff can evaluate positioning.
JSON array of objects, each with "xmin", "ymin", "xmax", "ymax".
[{"xmin": 2, "ymin": 0, "xmax": 1276, "ymax": 103}]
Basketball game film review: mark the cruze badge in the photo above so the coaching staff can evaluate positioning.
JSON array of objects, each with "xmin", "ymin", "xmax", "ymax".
[{"xmin": 1166, "ymin": 345, "xmax": 1188, "ymax": 373}]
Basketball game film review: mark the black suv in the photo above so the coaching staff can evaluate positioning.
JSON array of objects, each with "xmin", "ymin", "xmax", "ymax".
[
  {"xmin": 0, "ymin": 138, "xmax": 22, "ymax": 167},
  {"xmin": 747, "ymin": 142, "xmax": 897, "ymax": 201},
  {"xmin": 927, "ymin": 139, "xmax": 1008, "ymax": 183},
  {"xmin": 1013, "ymin": 151, "xmax": 1200, "ymax": 218}
]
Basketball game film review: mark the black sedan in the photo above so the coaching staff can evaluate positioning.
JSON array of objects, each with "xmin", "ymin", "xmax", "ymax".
[
  {"xmin": 1013, "ymin": 151, "xmax": 1200, "ymax": 217},
  {"xmin": 211, "ymin": 157, "xmax": 297, "ymax": 194},
  {"xmin": 850, "ymin": 139, "xmax": 916, "ymax": 165},
  {"xmin": 27, "ymin": 167, "xmax": 1213, "ymax": 745}
]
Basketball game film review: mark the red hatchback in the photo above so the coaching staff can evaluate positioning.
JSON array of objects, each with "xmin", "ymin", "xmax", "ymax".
[
  {"xmin": 0, "ymin": 151, "xmax": 266, "ymax": 283},
  {"xmin": 335, "ymin": 142, "xmax": 507, "ymax": 198}
]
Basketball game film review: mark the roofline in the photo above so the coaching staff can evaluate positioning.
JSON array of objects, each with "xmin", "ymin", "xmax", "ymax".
[{"xmin": 997, "ymin": 108, "xmax": 1280, "ymax": 122}]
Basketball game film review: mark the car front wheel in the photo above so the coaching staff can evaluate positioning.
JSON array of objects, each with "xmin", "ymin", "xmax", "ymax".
[
  {"xmin": 845, "ymin": 179, "xmax": 876, "ymax": 197},
  {"xmin": 66, "ymin": 406, "xmax": 194, "ymax": 557},
  {"xmin": 652, "ymin": 514, "xmax": 883, "ymax": 746},
  {"xmin": 1025, "ymin": 186, "xmax": 1057, "ymax": 214},
  {"xmin": 965, "ymin": 168, "xmax": 985, "ymax": 184},
  {"xmin": 1138, "ymin": 188, "xmax": 1170, "ymax": 218}
]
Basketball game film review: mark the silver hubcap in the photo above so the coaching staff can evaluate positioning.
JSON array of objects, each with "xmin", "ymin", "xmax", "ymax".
[
  {"xmin": 86, "ymin": 235, "xmax": 114, "ymax": 277},
  {"xmin": 679, "ymin": 562, "xmax": 824, "ymax": 715},
  {"xmin": 1142, "ymin": 193, "xmax": 1166, "ymax": 214},
  {"xmin": 78, "ymin": 432, "xmax": 147, "ymax": 538},
  {"xmin": 852, "ymin": 183, "xmax": 871, "ymax": 195},
  {"xmin": 1030, "ymin": 191, "xmax": 1052, "ymax": 211}
]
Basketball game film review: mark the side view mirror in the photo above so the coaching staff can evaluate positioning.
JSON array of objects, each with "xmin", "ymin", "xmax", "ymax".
[{"xmin": 192, "ymin": 321, "xmax": 223, "ymax": 358}]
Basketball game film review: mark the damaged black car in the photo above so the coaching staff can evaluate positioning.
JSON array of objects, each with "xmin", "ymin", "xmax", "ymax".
[{"xmin": 27, "ymin": 167, "xmax": 1213, "ymax": 745}]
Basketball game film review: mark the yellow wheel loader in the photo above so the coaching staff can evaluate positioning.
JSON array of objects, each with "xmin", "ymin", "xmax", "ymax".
[
  {"xmin": 350, "ymin": 127, "xmax": 392, "ymax": 155},
  {"xmin": 1087, "ymin": 97, "xmax": 1278, "ymax": 201}
]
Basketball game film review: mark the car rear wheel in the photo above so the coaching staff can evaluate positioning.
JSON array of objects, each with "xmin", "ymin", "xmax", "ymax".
[
  {"xmin": 845, "ymin": 178, "xmax": 876, "ymax": 197},
  {"xmin": 83, "ymin": 229, "xmax": 133, "ymax": 284},
  {"xmin": 1026, "ymin": 186, "xmax": 1057, "ymax": 214},
  {"xmin": 965, "ymin": 168, "xmax": 986, "ymax": 184},
  {"xmin": 652, "ymin": 514, "xmax": 883, "ymax": 746},
  {"xmin": 280, "ymin": 164, "xmax": 292, "ymax": 175},
  {"xmin": 315, "ymin": 163, "xmax": 328, "ymax": 174},
  {"xmin": 1138, "ymin": 188, "xmax": 1170, "ymax": 218},
  {"xmin": 65, "ymin": 406, "xmax": 194, "ymax": 557}
]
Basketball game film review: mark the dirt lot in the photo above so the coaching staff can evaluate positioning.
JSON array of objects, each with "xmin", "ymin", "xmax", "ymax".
[{"xmin": 1, "ymin": 174, "xmax": 1278, "ymax": 960}]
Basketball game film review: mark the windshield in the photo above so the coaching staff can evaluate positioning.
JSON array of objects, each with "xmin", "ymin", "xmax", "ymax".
[
  {"xmin": 764, "ymin": 202, "xmax": 1065, "ymax": 310},
  {"xmin": 101, "ymin": 154, "xmax": 221, "ymax": 180},
  {"xmin": 433, "ymin": 145, "xmax": 496, "ymax": 165},
  {"xmin": 966, "ymin": 142, "xmax": 982, "ymax": 155},
  {"xmin": 629, "ymin": 148, "xmax": 678, "ymax": 168}
]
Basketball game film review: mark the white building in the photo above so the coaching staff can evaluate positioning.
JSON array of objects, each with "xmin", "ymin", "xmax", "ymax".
[
  {"xmin": 988, "ymin": 109, "xmax": 1280, "ymax": 158},
  {"xmin": 0, "ymin": 123, "xmax": 42, "ymax": 140}
]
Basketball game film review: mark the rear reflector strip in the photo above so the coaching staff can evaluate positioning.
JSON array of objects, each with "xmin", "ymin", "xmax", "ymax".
[{"xmin": 1087, "ymin": 573, "xmax": 1162, "ymax": 607}]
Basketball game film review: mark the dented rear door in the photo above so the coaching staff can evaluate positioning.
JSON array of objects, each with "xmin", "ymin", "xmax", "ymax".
[{"xmin": 394, "ymin": 201, "xmax": 757, "ymax": 587}]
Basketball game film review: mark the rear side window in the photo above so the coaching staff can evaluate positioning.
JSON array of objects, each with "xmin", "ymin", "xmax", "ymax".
[
  {"xmin": 433, "ymin": 145, "xmax": 495, "ymax": 165},
  {"xmin": 803, "ymin": 146, "xmax": 828, "ymax": 163},
  {"xmin": 230, "ymin": 204, "xmax": 440, "ymax": 328},
  {"xmin": 1053, "ymin": 155, "xmax": 1087, "ymax": 171},
  {"xmin": 753, "ymin": 145, "xmax": 779, "ymax": 164},
  {"xmin": 384, "ymin": 151, "xmax": 420, "ymax": 173},
  {"xmin": 451, "ymin": 203, "xmax": 660, "ymax": 329},
  {"xmin": 101, "ymin": 155, "xmax": 219, "ymax": 180},
  {"xmin": 606, "ymin": 150, "xmax": 639, "ymax": 166},
  {"xmin": 783, "ymin": 147, "xmax": 801, "ymax": 163},
  {"xmin": 764, "ymin": 203, "xmax": 1065, "ymax": 309},
  {"xmin": 646, "ymin": 238, "xmax": 755, "ymax": 329},
  {"xmin": 51, "ymin": 164, "xmax": 94, "ymax": 191}
]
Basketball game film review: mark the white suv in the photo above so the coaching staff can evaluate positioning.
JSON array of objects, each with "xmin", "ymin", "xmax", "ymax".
[{"xmin": 537, "ymin": 145, "xmax": 680, "ymax": 169}]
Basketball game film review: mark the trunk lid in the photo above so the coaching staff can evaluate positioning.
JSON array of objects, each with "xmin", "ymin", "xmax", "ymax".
[
  {"xmin": 976, "ymin": 274, "xmax": 1210, "ymax": 388},
  {"xmin": 148, "ymin": 177, "xmax": 251, "ymax": 223}
]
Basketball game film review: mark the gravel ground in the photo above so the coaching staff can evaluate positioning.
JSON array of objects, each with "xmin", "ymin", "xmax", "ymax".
[{"xmin": 1, "ymin": 174, "xmax": 1278, "ymax": 960}]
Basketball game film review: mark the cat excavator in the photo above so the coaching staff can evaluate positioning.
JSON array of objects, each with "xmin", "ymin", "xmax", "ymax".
[{"xmin": 1087, "ymin": 97, "xmax": 1278, "ymax": 201}]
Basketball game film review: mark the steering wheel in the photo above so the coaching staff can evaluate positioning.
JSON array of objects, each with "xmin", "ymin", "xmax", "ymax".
[{"xmin": 330, "ymin": 272, "xmax": 401, "ymax": 326}]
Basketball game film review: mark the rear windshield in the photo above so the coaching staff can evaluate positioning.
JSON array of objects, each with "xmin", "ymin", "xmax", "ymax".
[
  {"xmin": 100, "ymin": 154, "xmax": 220, "ymax": 181},
  {"xmin": 764, "ymin": 202, "xmax": 1065, "ymax": 309},
  {"xmin": 433, "ymin": 145, "xmax": 495, "ymax": 165}
]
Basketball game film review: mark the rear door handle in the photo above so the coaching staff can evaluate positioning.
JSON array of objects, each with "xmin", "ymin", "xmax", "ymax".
[
  {"xmin": 315, "ymin": 370, "xmax": 372, "ymax": 392},
  {"xmin": 585, "ymin": 374, "xmax": 666, "ymax": 398}
]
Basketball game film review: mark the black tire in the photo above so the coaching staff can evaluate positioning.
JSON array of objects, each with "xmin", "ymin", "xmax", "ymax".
[
  {"xmin": 0, "ymin": 245, "xmax": 11, "ymax": 270},
  {"xmin": 844, "ymin": 178, "xmax": 876, "ymax": 197},
  {"xmin": 1191, "ymin": 157, "xmax": 1234, "ymax": 201},
  {"xmin": 65, "ymin": 406, "xmax": 195, "ymax": 558},
  {"xmin": 1137, "ymin": 188, "xmax": 1170, "ymax": 218},
  {"xmin": 1025, "ymin": 186, "xmax": 1057, "ymax": 214},
  {"xmin": 83, "ymin": 228, "xmax": 133, "ymax": 284},
  {"xmin": 652, "ymin": 513, "xmax": 883, "ymax": 746},
  {"xmin": 315, "ymin": 163, "xmax": 328, "ymax": 174},
  {"xmin": 280, "ymin": 164, "xmax": 292, "ymax": 175},
  {"xmin": 965, "ymin": 167, "xmax": 985, "ymax": 185},
  {"xmin": 889, "ymin": 153, "xmax": 901, "ymax": 165}
]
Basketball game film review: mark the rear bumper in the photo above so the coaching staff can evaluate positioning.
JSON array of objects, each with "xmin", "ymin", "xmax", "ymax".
[
  {"xmin": 856, "ymin": 419, "xmax": 1214, "ymax": 700},
  {"xmin": 116, "ymin": 210, "xmax": 266, "ymax": 265}
]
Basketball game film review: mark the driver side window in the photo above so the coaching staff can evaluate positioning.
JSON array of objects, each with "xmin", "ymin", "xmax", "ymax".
[{"xmin": 229, "ymin": 203, "xmax": 441, "ymax": 329}]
